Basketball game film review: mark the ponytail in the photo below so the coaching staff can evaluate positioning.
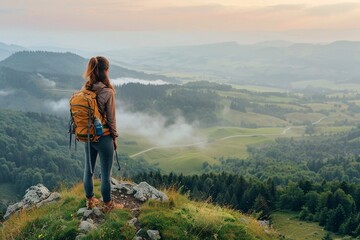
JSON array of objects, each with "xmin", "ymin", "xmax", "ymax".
[{"xmin": 83, "ymin": 56, "xmax": 115, "ymax": 92}]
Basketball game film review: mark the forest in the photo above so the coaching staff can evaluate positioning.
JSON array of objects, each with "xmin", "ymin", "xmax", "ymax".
[{"xmin": 133, "ymin": 171, "xmax": 360, "ymax": 237}]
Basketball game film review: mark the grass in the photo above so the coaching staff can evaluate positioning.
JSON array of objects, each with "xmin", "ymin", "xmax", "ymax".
[
  {"xmin": 0, "ymin": 179, "xmax": 136, "ymax": 240},
  {"xmin": 126, "ymin": 126, "xmax": 282, "ymax": 175},
  {"xmin": 285, "ymin": 112, "xmax": 326, "ymax": 124},
  {"xmin": 137, "ymin": 186, "xmax": 279, "ymax": 240},
  {"xmin": 219, "ymin": 108, "xmax": 288, "ymax": 127},
  {"xmin": 1, "ymin": 178, "xmax": 279, "ymax": 240},
  {"xmin": 271, "ymin": 211, "xmax": 345, "ymax": 240},
  {"xmin": 117, "ymin": 133, "xmax": 154, "ymax": 156}
]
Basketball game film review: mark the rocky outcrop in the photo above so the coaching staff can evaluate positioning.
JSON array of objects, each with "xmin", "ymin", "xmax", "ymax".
[
  {"xmin": 133, "ymin": 182, "xmax": 169, "ymax": 202},
  {"xmin": 111, "ymin": 179, "xmax": 168, "ymax": 202},
  {"xmin": 74, "ymin": 178, "xmax": 165, "ymax": 239},
  {"xmin": 3, "ymin": 184, "xmax": 61, "ymax": 220}
]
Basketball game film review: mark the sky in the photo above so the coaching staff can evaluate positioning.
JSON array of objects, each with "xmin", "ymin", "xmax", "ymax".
[{"xmin": 1, "ymin": 0, "xmax": 360, "ymax": 51}]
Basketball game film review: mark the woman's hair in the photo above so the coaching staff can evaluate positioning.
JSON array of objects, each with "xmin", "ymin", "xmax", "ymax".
[{"xmin": 83, "ymin": 56, "xmax": 115, "ymax": 91}]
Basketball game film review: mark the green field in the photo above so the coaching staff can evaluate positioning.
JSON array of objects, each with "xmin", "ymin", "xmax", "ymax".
[
  {"xmin": 272, "ymin": 211, "xmax": 346, "ymax": 240},
  {"xmin": 119, "ymin": 123, "xmax": 349, "ymax": 174},
  {"xmin": 117, "ymin": 126, "xmax": 289, "ymax": 174}
]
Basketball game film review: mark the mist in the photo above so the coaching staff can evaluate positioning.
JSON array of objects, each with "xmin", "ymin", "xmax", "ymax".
[
  {"xmin": 111, "ymin": 78, "xmax": 170, "ymax": 86},
  {"xmin": 43, "ymin": 98, "xmax": 205, "ymax": 147},
  {"xmin": 36, "ymin": 73, "xmax": 56, "ymax": 88},
  {"xmin": 44, "ymin": 98, "xmax": 69, "ymax": 113},
  {"xmin": 116, "ymin": 105, "xmax": 205, "ymax": 147},
  {"xmin": 0, "ymin": 89, "xmax": 15, "ymax": 97}
]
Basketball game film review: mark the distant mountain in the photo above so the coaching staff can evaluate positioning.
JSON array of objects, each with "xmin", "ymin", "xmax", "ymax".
[
  {"xmin": 0, "ymin": 42, "xmax": 26, "ymax": 61},
  {"xmin": 252, "ymin": 40, "xmax": 294, "ymax": 48},
  {"xmin": 0, "ymin": 50, "xmax": 178, "ymax": 83},
  {"xmin": 107, "ymin": 41, "xmax": 360, "ymax": 87}
]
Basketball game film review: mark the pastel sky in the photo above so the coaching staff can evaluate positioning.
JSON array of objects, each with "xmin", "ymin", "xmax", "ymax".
[{"xmin": 1, "ymin": 0, "xmax": 360, "ymax": 50}]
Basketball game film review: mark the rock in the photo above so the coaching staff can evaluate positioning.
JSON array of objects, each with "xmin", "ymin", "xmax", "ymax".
[
  {"xmin": 258, "ymin": 220, "xmax": 270, "ymax": 227},
  {"xmin": 3, "ymin": 202, "xmax": 23, "ymax": 219},
  {"xmin": 36, "ymin": 192, "xmax": 62, "ymax": 207},
  {"xmin": 133, "ymin": 182, "xmax": 168, "ymax": 202},
  {"xmin": 83, "ymin": 209, "xmax": 93, "ymax": 218},
  {"xmin": 147, "ymin": 229, "xmax": 161, "ymax": 240},
  {"xmin": 77, "ymin": 207, "xmax": 87, "ymax": 216},
  {"xmin": 3, "ymin": 184, "xmax": 60, "ymax": 220},
  {"xmin": 128, "ymin": 217, "xmax": 138, "ymax": 227},
  {"xmin": 111, "ymin": 177, "xmax": 120, "ymax": 186},
  {"xmin": 112, "ymin": 182, "xmax": 136, "ymax": 195},
  {"xmin": 79, "ymin": 220, "xmax": 96, "ymax": 233},
  {"xmin": 23, "ymin": 184, "xmax": 51, "ymax": 207},
  {"xmin": 44, "ymin": 192, "xmax": 61, "ymax": 202},
  {"xmin": 92, "ymin": 207, "xmax": 104, "ymax": 217}
]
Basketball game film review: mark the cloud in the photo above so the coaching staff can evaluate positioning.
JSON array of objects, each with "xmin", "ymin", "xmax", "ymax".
[
  {"xmin": 266, "ymin": 4, "xmax": 306, "ymax": 12},
  {"xmin": 116, "ymin": 104, "xmax": 205, "ymax": 147},
  {"xmin": 306, "ymin": 2, "xmax": 360, "ymax": 16},
  {"xmin": 0, "ymin": 89, "xmax": 15, "ymax": 96},
  {"xmin": 1, "ymin": 0, "xmax": 360, "ymax": 34},
  {"xmin": 44, "ymin": 98, "xmax": 69, "ymax": 113},
  {"xmin": 111, "ymin": 78, "xmax": 170, "ymax": 86},
  {"xmin": 37, "ymin": 73, "xmax": 56, "ymax": 88},
  {"xmin": 42, "ymin": 97, "xmax": 205, "ymax": 147}
]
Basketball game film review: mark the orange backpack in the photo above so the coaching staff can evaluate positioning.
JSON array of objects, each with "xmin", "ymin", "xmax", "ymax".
[
  {"xmin": 68, "ymin": 87, "xmax": 110, "ymax": 143},
  {"xmin": 68, "ymin": 87, "xmax": 121, "ymax": 175}
]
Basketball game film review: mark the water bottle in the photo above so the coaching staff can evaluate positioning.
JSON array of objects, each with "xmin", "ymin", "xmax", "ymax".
[{"xmin": 94, "ymin": 118, "xmax": 103, "ymax": 136}]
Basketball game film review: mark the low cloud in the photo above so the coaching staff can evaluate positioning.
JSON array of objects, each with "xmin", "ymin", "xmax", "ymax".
[
  {"xmin": 44, "ymin": 98, "xmax": 69, "ymax": 113},
  {"xmin": 116, "ymin": 105, "xmax": 205, "ymax": 147},
  {"xmin": 42, "ymin": 97, "xmax": 205, "ymax": 147},
  {"xmin": 0, "ymin": 89, "xmax": 15, "ymax": 96},
  {"xmin": 111, "ymin": 78, "xmax": 170, "ymax": 86},
  {"xmin": 307, "ymin": 2, "xmax": 360, "ymax": 16},
  {"xmin": 37, "ymin": 73, "xmax": 56, "ymax": 88}
]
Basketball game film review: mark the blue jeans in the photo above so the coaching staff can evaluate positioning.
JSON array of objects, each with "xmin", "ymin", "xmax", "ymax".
[{"xmin": 83, "ymin": 134, "xmax": 114, "ymax": 203}]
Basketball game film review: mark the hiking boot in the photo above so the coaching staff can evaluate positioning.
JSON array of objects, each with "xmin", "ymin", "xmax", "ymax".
[
  {"xmin": 86, "ymin": 196, "xmax": 100, "ymax": 209},
  {"xmin": 101, "ymin": 199, "xmax": 124, "ymax": 213}
]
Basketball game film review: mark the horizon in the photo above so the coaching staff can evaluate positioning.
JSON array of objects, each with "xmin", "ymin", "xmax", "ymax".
[
  {"xmin": 1, "ymin": 0, "xmax": 360, "ymax": 51},
  {"xmin": 1, "ymin": 37, "xmax": 359, "ymax": 54}
]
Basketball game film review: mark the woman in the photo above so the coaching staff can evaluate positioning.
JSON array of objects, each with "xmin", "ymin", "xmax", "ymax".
[{"xmin": 82, "ymin": 56, "xmax": 124, "ymax": 213}]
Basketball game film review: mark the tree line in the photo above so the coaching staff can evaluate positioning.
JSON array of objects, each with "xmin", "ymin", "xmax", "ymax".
[{"xmin": 133, "ymin": 171, "xmax": 360, "ymax": 237}]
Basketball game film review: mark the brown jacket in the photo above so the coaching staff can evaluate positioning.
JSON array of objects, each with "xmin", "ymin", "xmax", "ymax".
[{"xmin": 83, "ymin": 82, "xmax": 118, "ymax": 139}]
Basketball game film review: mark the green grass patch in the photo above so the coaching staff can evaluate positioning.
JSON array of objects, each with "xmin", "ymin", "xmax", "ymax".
[
  {"xmin": 271, "ymin": 211, "xmax": 344, "ymax": 240},
  {"xmin": 138, "ymin": 190, "xmax": 278, "ymax": 240}
]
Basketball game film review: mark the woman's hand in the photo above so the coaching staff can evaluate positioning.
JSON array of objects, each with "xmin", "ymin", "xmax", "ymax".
[{"xmin": 113, "ymin": 138, "xmax": 118, "ymax": 151}]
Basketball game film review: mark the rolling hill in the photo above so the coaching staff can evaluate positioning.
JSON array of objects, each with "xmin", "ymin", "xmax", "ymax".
[
  {"xmin": 106, "ymin": 41, "xmax": 360, "ymax": 87},
  {"xmin": 0, "ymin": 50, "xmax": 178, "ymax": 83}
]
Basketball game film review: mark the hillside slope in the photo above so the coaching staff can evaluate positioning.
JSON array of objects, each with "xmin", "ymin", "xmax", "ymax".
[
  {"xmin": 0, "ymin": 178, "xmax": 278, "ymax": 240},
  {"xmin": 0, "ymin": 51, "xmax": 178, "ymax": 83}
]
